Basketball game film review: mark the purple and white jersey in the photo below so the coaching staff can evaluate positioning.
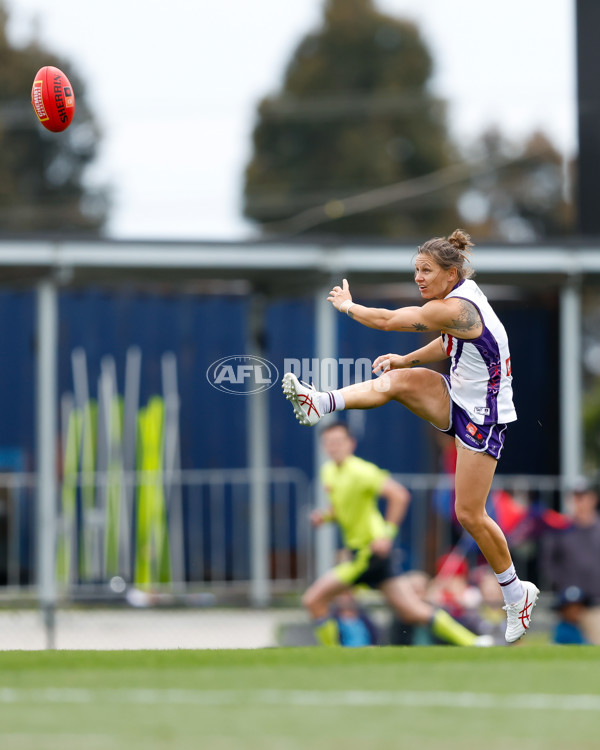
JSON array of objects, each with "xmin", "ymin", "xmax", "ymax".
[{"xmin": 441, "ymin": 279, "xmax": 517, "ymax": 425}]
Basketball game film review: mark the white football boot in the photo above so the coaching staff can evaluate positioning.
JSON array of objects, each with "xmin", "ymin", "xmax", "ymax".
[
  {"xmin": 282, "ymin": 373, "xmax": 323, "ymax": 427},
  {"xmin": 503, "ymin": 581, "xmax": 540, "ymax": 643}
]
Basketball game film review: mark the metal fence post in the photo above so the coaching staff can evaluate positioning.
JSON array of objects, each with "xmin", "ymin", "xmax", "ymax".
[
  {"xmin": 248, "ymin": 292, "xmax": 270, "ymax": 606},
  {"xmin": 314, "ymin": 284, "xmax": 337, "ymax": 578},
  {"xmin": 36, "ymin": 279, "xmax": 58, "ymax": 649},
  {"xmin": 559, "ymin": 275, "xmax": 583, "ymax": 505}
]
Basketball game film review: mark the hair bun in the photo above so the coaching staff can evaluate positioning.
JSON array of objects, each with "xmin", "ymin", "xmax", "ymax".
[{"xmin": 447, "ymin": 229, "xmax": 474, "ymax": 255}]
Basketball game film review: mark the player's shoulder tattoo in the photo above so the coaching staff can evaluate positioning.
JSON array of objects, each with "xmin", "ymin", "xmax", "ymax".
[{"xmin": 449, "ymin": 298, "xmax": 481, "ymax": 333}]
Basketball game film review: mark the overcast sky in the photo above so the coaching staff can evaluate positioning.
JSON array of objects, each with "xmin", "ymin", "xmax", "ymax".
[{"xmin": 8, "ymin": 0, "xmax": 577, "ymax": 240}]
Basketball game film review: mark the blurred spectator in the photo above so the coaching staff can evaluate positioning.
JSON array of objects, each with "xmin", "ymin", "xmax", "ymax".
[
  {"xmin": 388, "ymin": 570, "xmax": 434, "ymax": 645},
  {"xmin": 390, "ymin": 563, "xmax": 499, "ymax": 646},
  {"xmin": 332, "ymin": 592, "xmax": 379, "ymax": 647},
  {"xmin": 428, "ymin": 553, "xmax": 482, "ymax": 621},
  {"xmin": 473, "ymin": 568, "xmax": 508, "ymax": 643},
  {"xmin": 428, "ymin": 555, "xmax": 504, "ymax": 642},
  {"xmin": 540, "ymin": 476, "xmax": 600, "ymax": 643},
  {"xmin": 551, "ymin": 586, "xmax": 590, "ymax": 645}
]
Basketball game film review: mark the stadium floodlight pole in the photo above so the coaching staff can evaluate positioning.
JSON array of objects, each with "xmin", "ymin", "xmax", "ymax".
[
  {"xmin": 313, "ymin": 282, "xmax": 338, "ymax": 578},
  {"xmin": 36, "ymin": 278, "xmax": 58, "ymax": 650},
  {"xmin": 248, "ymin": 291, "xmax": 270, "ymax": 607},
  {"xmin": 559, "ymin": 274, "xmax": 584, "ymax": 508}
]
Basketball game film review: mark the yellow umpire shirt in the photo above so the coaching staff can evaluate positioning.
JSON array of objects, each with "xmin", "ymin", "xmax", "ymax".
[{"xmin": 320, "ymin": 455, "xmax": 390, "ymax": 550}]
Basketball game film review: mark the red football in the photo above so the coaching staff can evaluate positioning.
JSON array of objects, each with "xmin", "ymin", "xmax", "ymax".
[{"xmin": 31, "ymin": 66, "xmax": 75, "ymax": 133}]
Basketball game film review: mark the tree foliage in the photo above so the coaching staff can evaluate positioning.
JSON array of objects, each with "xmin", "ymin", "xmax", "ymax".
[
  {"xmin": 244, "ymin": 0, "xmax": 574, "ymax": 241},
  {"xmin": 244, "ymin": 0, "xmax": 460, "ymax": 238},
  {"xmin": 0, "ymin": 2, "xmax": 107, "ymax": 234},
  {"xmin": 457, "ymin": 129, "xmax": 574, "ymax": 241},
  {"xmin": 583, "ymin": 378, "xmax": 600, "ymax": 471}
]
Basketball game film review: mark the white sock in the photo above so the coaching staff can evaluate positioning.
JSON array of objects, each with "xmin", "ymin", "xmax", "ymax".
[
  {"xmin": 495, "ymin": 564, "xmax": 525, "ymax": 605},
  {"xmin": 318, "ymin": 390, "xmax": 346, "ymax": 415}
]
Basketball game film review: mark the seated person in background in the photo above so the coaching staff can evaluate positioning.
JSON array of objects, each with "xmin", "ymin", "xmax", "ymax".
[
  {"xmin": 552, "ymin": 586, "xmax": 590, "ymax": 645},
  {"xmin": 388, "ymin": 570, "xmax": 434, "ymax": 645},
  {"xmin": 332, "ymin": 592, "xmax": 379, "ymax": 647},
  {"xmin": 428, "ymin": 553, "xmax": 480, "ymax": 621},
  {"xmin": 428, "ymin": 555, "xmax": 503, "ymax": 642},
  {"xmin": 540, "ymin": 476, "xmax": 600, "ymax": 644},
  {"xmin": 474, "ymin": 567, "xmax": 508, "ymax": 642}
]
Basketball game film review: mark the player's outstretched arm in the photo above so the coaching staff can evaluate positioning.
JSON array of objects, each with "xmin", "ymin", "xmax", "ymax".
[
  {"xmin": 372, "ymin": 337, "xmax": 448, "ymax": 375},
  {"xmin": 327, "ymin": 279, "xmax": 466, "ymax": 334}
]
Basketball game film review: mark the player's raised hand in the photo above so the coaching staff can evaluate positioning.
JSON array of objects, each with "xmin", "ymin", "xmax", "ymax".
[
  {"xmin": 327, "ymin": 278, "xmax": 352, "ymax": 311},
  {"xmin": 372, "ymin": 353, "xmax": 407, "ymax": 375}
]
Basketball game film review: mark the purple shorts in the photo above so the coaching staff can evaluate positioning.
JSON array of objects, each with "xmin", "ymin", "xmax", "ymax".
[{"xmin": 436, "ymin": 375, "xmax": 508, "ymax": 460}]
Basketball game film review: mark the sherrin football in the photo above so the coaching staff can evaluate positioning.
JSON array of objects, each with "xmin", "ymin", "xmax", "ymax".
[{"xmin": 31, "ymin": 66, "xmax": 75, "ymax": 132}]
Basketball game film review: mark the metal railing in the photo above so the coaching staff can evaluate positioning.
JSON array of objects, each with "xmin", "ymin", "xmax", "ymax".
[
  {"xmin": 0, "ymin": 470, "xmax": 567, "ymax": 599},
  {"xmin": 55, "ymin": 468, "xmax": 312, "ymax": 596},
  {"xmin": 392, "ymin": 474, "xmax": 565, "ymax": 587}
]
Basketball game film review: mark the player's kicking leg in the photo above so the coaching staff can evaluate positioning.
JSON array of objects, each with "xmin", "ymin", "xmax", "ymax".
[{"xmin": 282, "ymin": 368, "xmax": 451, "ymax": 429}]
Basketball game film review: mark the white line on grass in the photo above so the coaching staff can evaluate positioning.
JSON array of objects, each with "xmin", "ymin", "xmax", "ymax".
[
  {"xmin": 1, "ymin": 733, "xmax": 114, "ymax": 745},
  {"xmin": 0, "ymin": 688, "xmax": 599, "ymax": 711}
]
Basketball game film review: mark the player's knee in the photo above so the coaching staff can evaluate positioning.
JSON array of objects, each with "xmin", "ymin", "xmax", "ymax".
[
  {"xmin": 454, "ymin": 504, "xmax": 484, "ymax": 534},
  {"xmin": 385, "ymin": 369, "xmax": 418, "ymax": 399}
]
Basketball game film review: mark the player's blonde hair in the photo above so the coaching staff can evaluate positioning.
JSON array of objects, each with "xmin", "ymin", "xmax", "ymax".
[{"xmin": 417, "ymin": 229, "xmax": 474, "ymax": 280}]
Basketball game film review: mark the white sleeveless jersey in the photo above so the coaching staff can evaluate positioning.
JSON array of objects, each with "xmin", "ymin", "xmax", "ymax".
[{"xmin": 441, "ymin": 279, "xmax": 517, "ymax": 425}]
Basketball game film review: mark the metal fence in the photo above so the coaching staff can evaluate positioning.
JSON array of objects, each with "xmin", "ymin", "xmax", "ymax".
[
  {"xmin": 0, "ymin": 469, "xmax": 566, "ymax": 600},
  {"xmin": 392, "ymin": 473, "xmax": 565, "ymax": 591}
]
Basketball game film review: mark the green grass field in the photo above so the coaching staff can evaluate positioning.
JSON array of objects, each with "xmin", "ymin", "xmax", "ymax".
[{"xmin": 1, "ymin": 646, "xmax": 599, "ymax": 750}]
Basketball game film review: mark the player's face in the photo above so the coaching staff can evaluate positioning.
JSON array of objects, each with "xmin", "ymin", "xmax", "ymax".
[
  {"xmin": 414, "ymin": 254, "xmax": 457, "ymax": 299},
  {"xmin": 321, "ymin": 428, "xmax": 355, "ymax": 464}
]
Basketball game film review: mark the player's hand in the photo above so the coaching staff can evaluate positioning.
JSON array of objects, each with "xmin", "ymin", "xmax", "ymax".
[
  {"xmin": 370, "ymin": 537, "xmax": 393, "ymax": 557},
  {"xmin": 309, "ymin": 509, "xmax": 327, "ymax": 527},
  {"xmin": 327, "ymin": 278, "xmax": 352, "ymax": 311},
  {"xmin": 372, "ymin": 353, "xmax": 407, "ymax": 375}
]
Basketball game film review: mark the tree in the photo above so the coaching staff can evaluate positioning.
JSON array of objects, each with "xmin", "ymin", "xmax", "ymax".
[
  {"xmin": 583, "ymin": 379, "xmax": 600, "ymax": 471},
  {"xmin": 457, "ymin": 129, "xmax": 574, "ymax": 241},
  {"xmin": 243, "ymin": 0, "xmax": 460, "ymax": 238},
  {"xmin": 0, "ymin": 2, "xmax": 107, "ymax": 234}
]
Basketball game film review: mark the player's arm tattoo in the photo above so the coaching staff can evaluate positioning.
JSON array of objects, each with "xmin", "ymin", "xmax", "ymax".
[
  {"xmin": 412, "ymin": 322, "xmax": 429, "ymax": 331},
  {"xmin": 450, "ymin": 299, "xmax": 481, "ymax": 332},
  {"xmin": 410, "ymin": 359, "xmax": 420, "ymax": 366}
]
